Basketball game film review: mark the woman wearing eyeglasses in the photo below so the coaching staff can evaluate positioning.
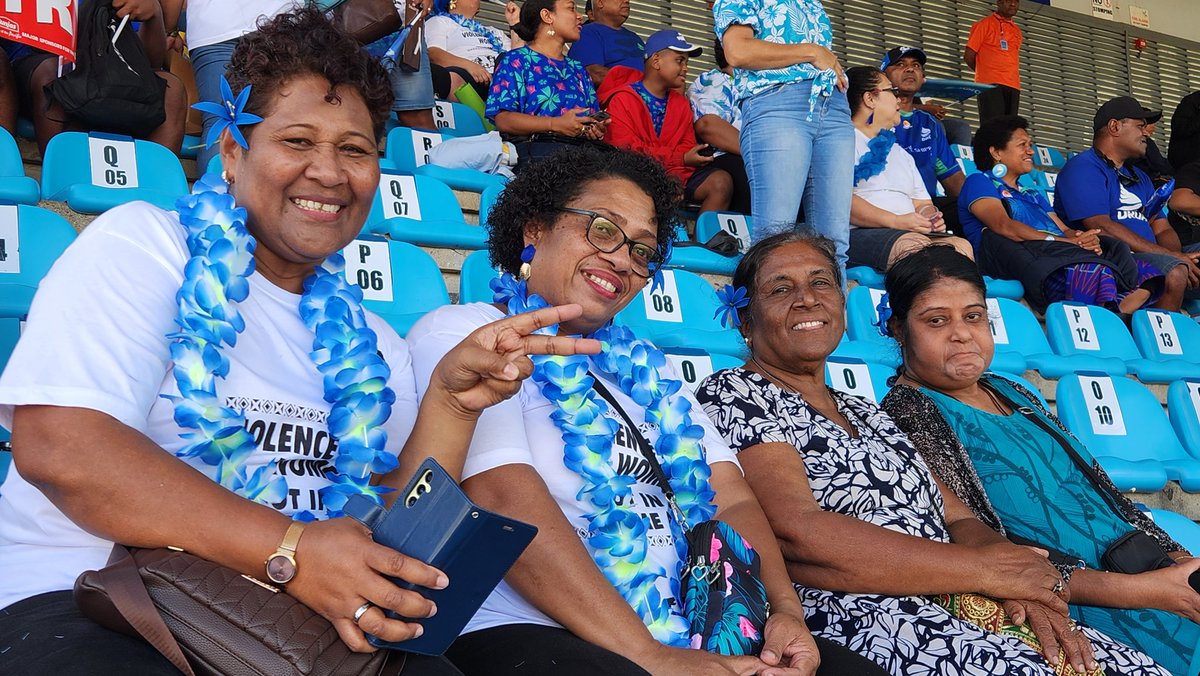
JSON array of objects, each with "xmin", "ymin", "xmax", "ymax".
[
  {"xmin": 845, "ymin": 66, "xmax": 974, "ymax": 272},
  {"xmin": 405, "ymin": 146, "xmax": 887, "ymax": 676}
]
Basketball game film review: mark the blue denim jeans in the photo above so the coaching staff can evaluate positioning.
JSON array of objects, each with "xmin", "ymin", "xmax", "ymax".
[
  {"xmin": 740, "ymin": 80, "xmax": 854, "ymax": 273},
  {"xmin": 190, "ymin": 38, "xmax": 239, "ymax": 173},
  {"xmin": 389, "ymin": 34, "xmax": 434, "ymax": 112}
]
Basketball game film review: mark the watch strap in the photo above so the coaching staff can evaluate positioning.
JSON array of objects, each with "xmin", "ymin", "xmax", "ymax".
[{"xmin": 278, "ymin": 521, "xmax": 305, "ymax": 555}]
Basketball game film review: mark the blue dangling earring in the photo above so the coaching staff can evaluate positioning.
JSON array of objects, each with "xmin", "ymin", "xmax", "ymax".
[
  {"xmin": 519, "ymin": 244, "xmax": 535, "ymax": 280},
  {"xmin": 991, "ymin": 163, "xmax": 1008, "ymax": 179},
  {"xmin": 867, "ymin": 112, "xmax": 875, "ymax": 125}
]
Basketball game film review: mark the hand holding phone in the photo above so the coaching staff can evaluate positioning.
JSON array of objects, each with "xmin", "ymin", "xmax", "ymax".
[{"xmin": 697, "ymin": 144, "xmax": 717, "ymax": 157}]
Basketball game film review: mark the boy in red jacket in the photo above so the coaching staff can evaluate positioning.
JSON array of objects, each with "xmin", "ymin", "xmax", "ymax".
[{"xmin": 605, "ymin": 30, "xmax": 733, "ymax": 213}]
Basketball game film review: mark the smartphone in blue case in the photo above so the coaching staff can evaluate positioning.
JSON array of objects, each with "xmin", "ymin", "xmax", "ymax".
[{"xmin": 342, "ymin": 458, "xmax": 537, "ymax": 655}]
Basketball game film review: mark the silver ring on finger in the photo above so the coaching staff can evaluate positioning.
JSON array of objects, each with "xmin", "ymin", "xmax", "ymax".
[
  {"xmin": 1067, "ymin": 619, "xmax": 1081, "ymax": 632},
  {"xmin": 353, "ymin": 601, "xmax": 373, "ymax": 624},
  {"xmin": 1052, "ymin": 580, "xmax": 1064, "ymax": 594}
]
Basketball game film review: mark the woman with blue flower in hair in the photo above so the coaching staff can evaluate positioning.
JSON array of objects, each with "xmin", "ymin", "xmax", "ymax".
[
  {"xmin": 0, "ymin": 9, "xmax": 600, "ymax": 674},
  {"xmin": 427, "ymin": 0, "xmax": 520, "ymax": 102},
  {"xmin": 844, "ymin": 65, "xmax": 974, "ymax": 272},
  {"xmin": 696, "ymin": 232, "xmax": 1165, "ymax": 674},
  {"xmin": 406, "ymin": 145, "xmax": 887, "ymax": 676}
]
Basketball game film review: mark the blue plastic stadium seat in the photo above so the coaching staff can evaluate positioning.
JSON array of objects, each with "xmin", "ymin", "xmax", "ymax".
[
  {"xmin": 432, "ymin": 100, "xmax": 487, "ymax": 137},
  {"xmin": 825, "ymin": 356, "xmax": 892, "ymax": 403},
  {"xmin": 984, "ymin": 297, "xmax": 1063, "ymax": 376},
  {"xmin": 458, "ymin": 249, "xmax": 501, "ymax": 304},
  {"xmin": 1168, "ymin": 379, "xmax": 1200, "ymax": 461},
  {"xmin": 1132, "ymin": 310, "xmax": 1200, "ymax": 370},
  {"xmin": 1147, "ymin": 509, "xmax": 1200, "ymax": 555},
  {"xmin": 366, "ymin": 172, "xmax": 487, "ymax": 249},
  {"xmin": 41, "ymin": 132, "xmax": 189, "ymax": 213},
  {"xmin": 1033, "ymin": 144, "xmax": 1067, "ymax": 169},
  {"xmin": 846, "ymin": 266, "xmax": 884, "ymax": 288},
  {"xmin": 340, "ymin": 237, "xmax": 449, "ymax": 337},
  {"xmin": 0, "ymin": 205, "xmax": 77, "ymax": 444},
  {"xmin": 666, "ymin": 225, "xmax": 738, "ymax": 276},
  {"xmin": 616, "ymin": 269, "xmax": 747, "ymax": 358},
  {"xmin": 662, "ymin": 347, "xmax": 743, "ymax": 392},
  {"xmin": 831, "ymin": 334, "xmax": 901, "ymax": 369},
  {"xmin": 479, "ymin": 182, "xmax": 504, "ymax": 229},
  {"xmin": 0, "ymin": 128, "xmax": 39, "ymax": 204},
  {"xmin": 1046, "ymin": 302, "xmax": 1200, "ymax": 382},
  {"xmin": 180, "ymin": 134, "xmax": 200, "ymax": 160},
  {"xmin": 984, "ymin": 276, "xmax": 1024, "ymax": 300},
  {"xmin": 846, "ymin": 286, "xmax": 899, "ymax": 348},
  {"xmin": 1056, "ymin": 372, "xmax": 1187, "ymax": 492},
  {"xmin": 384, "ymin": 126, "xmax": 506, "ymax": 193},
  {"xmin": 991, "ymin": 371, "xmax": 1050, "ymax": 409},
  {"xmin": 695, "ymin": 211, "xmax": 753, "ymax": 254}
]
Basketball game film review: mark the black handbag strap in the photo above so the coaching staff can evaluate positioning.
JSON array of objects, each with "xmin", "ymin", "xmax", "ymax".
[{"xmin": 589, "ymin": 374, "xmax": 691, "ymax": 529}]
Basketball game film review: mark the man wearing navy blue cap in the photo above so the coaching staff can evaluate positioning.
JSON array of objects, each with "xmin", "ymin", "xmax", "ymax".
[{"xmin": 881, "ymin": 46, "xmax": 965, "ymax": 203}]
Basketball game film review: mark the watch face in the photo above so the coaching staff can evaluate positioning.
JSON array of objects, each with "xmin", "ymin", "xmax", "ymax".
[{"xmin": 266, "ymin": 554, "xmax": 296, "ymax": 584}]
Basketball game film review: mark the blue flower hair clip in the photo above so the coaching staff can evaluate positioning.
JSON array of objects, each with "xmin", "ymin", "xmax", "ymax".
[
  {"xmin": 714, "ymin": 284, "xmax": 749, "ymax": 329},
  {"xmin": 875, "ymin": 291, "xmax": 893, "ymax": 337},
  {"xmin": 192, "ymin": 75, "xmax": 264, "ymax": 150}
]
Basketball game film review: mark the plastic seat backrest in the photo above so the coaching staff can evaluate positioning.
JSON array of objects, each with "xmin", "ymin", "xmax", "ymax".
[
  {"xmin": 695, "ymin": 211, "xmax": 754, "ymax": 253},
  {"xmin": 0, "ymin": 127, "xmax": 28, "ymax": 178},
  {"xmin": 661, "ymin": 347, "xmax": 742, "ymax": 392},
  {"xmin": 1168, "ymin": 379, "xmax": 1200, "ymax": 458},
  {"xmin": 1133, "ymin": 309, "xmax": 1200, "ymax": 364},
  {"xmin": 1045, "ymin": 302, "xmax": 1140, "ymax": 360},
  {"xmin": 458, "ymin": 249, "xmax": 502, "ymax": 305},
  {"xmin": 988, "ymin": 297, "xmax": 1053, "ymax": 357},
  {"xmin": 384, "ymin": 127, "xmax": 452, "ymax": 172},
  {"xmin": 367, "ymin": 172, "xmax": 467, "ymax": 228},
  {"xmin": 617, "ymin": 269, "xmax": 730, "ymax": 335},
  {"xmin": 825, "ymin": 356, "xmax": 892, "ymax": 403},
  {"xmin": 952, "ymin": 144, "xmax": 974, "ymax": 161},
  {"xmin": 0, "ymin": 205, "xmax": 77, "ymax": 316},
  {"xmin": 41, "ymin": 131, "xmax": 187, "ymax": 201},
  {"xmin": 340, "ymin": 237, "xmax": 450, "ymax": 337},
  {"xmin": 479, "ymin": 182, "xmax": 504, "ymax": 229},
  {"xmin": 1056, "ymin": 372, "xmax": 1190, "ymax": 463},
  {"xmin": 432, "ymin": 101, "xmax": 486, "ymax": 137},
  {"xmin": 991, "ymin": 371, "xmax": 1050, "ymax": 409},
  {"xmin": 1033, "ymin": 144, "xmax": 1067, "ymax": 169},
  {"xmin": 846, "ymin": 286, "xmax": 894, "ymax": 345}
]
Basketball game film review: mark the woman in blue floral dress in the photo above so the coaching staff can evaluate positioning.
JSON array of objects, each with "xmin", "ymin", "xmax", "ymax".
[{"xmin": 486, "ymin": 0, "xmax": 608, "ymax": 146}]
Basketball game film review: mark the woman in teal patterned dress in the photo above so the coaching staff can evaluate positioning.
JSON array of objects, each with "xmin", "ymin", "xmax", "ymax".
[{"xmin": 880, "ymin": 245, "xmax": 1200, "ymax": 675}]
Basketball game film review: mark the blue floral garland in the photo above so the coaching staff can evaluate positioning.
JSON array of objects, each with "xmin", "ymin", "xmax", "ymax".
[
  {"xmin": 165, "ymin": 172, "xmax": 397, "ymax": 520},
  {"xmin": 491, "ymin": 273, "xmax": 717, "ymax": 646},
  {"xmin": 853, "ymin": 129, "xmax": 896, "ymax": 186}
]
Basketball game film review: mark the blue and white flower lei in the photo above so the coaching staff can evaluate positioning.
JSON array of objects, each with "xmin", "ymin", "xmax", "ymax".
[
  {"xmin": 492, "ymin": 273, "xmax": 717, "ymax": 646},
  {"xmin": 164, "ymin": 172, "xmax": 397, "ymax": 521},
  {"xmin": 853, "ymin": 128, "xmax": 896, "ymax": 186}
]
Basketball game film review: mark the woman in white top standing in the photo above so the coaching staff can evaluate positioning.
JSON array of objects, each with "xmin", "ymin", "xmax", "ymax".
[
  {"xmin": 846, "ymin": 65, "xmax": 974, "ymax": 272},
  {"xmin": 427, "ymin": 0, "xmax": 520, "ymax": 102}
]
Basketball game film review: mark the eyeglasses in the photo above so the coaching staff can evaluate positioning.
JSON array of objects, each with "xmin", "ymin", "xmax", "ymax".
[
  {"xmin": 873, "ymin": 86, "xmax": 902, "ymax": 96},
  {"xmin": 558, "ymin": 207, "xmax": 664, "ymax": 278}
]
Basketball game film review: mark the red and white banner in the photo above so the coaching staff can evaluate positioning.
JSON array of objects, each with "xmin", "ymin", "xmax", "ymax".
[{"xmin": 0, "ymin": 0, "xmax": 78, "ymax": 62}]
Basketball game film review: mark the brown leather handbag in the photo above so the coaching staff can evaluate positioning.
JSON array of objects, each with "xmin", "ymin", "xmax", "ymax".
[{"xmin": 74, "ymin": 545, "xmax": 404, "ymax": 676}]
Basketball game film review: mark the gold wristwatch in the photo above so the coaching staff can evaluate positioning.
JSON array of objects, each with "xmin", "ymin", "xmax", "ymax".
[{"xmin": 265, "ymin": 521, "xmax": 305, "ymax": 586}]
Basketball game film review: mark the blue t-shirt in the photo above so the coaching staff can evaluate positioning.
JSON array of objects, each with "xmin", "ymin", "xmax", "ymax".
[
  {"xmin": 485, "ymin": 46, "xmax": 599, "ymax": 121},
  {"xmin": 1054, "ymin": 148, "xmax": 1157, "ymax": 242},
  {"xmin": 630, "ymin": 82, "xmax": 668, "ymax": 135},
  {"xmin": 959, "ymin": 172, "xmax": 1061, "ymax": 251},
  {"xmin": 894, "ymin": 109, "xmax": 961, "ymax": 196},
  {"xmin": 567, "ymin": 23, "xmax": 645, "ymax": 73}
]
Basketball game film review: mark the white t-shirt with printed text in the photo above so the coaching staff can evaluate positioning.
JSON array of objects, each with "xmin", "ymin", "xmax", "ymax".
[
  {"xmin": 406, "ymin": 303, "xmax": 740, "ymax": 636},
  {"xmin": 0, "ymin": 201, "xmax": 418, "ymax": 611},
  {"xmin": 851, "ymin": 128, "xmax": 931, "ymax": 228},
  {"xmin": 425, "ymin": 15, "xmax": 510, "ymax": 73}
]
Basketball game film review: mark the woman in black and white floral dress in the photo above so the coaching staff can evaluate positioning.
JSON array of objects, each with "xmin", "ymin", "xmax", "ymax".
[{"xmin": 695, "ymin": 232, "xmax": 1166, "ymax": 676}]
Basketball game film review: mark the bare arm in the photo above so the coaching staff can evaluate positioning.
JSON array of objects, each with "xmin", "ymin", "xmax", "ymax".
[
  {"xmin": 963, "ymin": 46, "xmax": 978, "ymax": 70},
  {"xmin": 494, "ymin": 109, "xmax": 596, "ymax": 137},
  {"xmin": 851, "ymin": 196, "xmax": 930, "ymax": 232},
  {"xmin": 738, "ymin": 441, "xmax": 1065, "ymax": 605},
  {"xmin": 1081, "ymin": 214, "xmax": 1179, "ymax": 255},
  {"xmin": 940, "ymin": 171, "xmax": 966, "ymax": 198},
  {"xmin": 1066, "ymin": 560, "xmax": 1200, "ymax": 624},
  {"xmin": 585, "ymin": 64, "xmax": 609, "ymax": 88},
  {"xmin": 1170, "ymin": 187, "xmax": 1200, "ymax": 217},
  {"xmin": 694, "ymin": 114, "xmax": 742, "ymax": 155}
]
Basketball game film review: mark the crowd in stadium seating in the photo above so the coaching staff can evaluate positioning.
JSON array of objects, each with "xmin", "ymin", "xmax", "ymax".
[{"xmin": 5, "ymin": 0, "xmax": 1200, "ymax": 674}]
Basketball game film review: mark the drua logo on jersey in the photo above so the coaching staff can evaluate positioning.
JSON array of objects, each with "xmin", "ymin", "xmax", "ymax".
[{"xmin": 1117, "ymin": 184, "xmax": 1148, "ymax": 223}]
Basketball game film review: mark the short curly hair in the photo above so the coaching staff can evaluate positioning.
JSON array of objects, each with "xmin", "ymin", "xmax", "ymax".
[
  {"xmin": 487, "ymin": 146, "xmax": 682, "ymax": 275},
  {"xmin": 226, "ymin": 8, "xmax": 393, "ymax": 140}
]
